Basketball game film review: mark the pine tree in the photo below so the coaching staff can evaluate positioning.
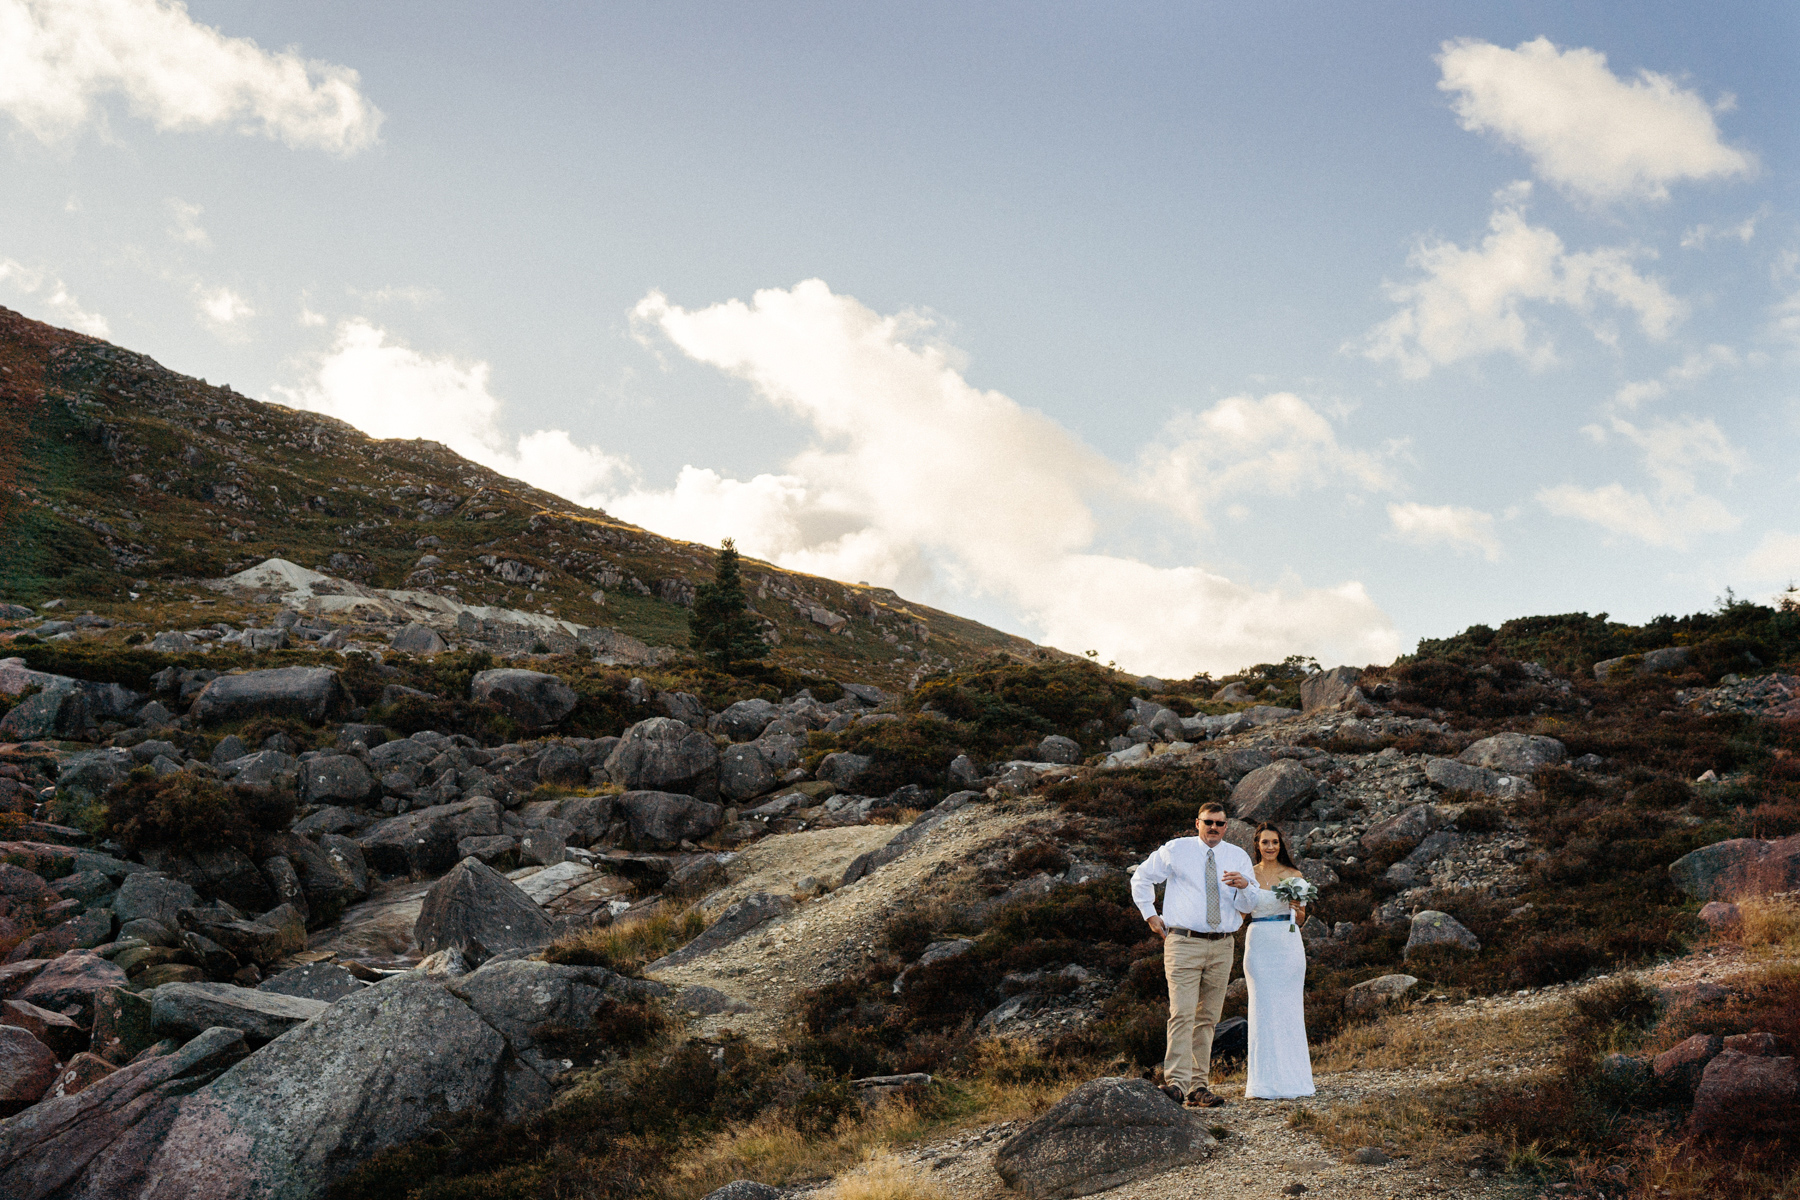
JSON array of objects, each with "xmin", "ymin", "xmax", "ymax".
[{"xmin": 688, "ymin": 538, "xmax": 766, "ymax": 671}]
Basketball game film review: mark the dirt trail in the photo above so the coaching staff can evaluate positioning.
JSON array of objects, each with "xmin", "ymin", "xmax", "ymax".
[{"xmin": 650, "ymin": 800, "xmax": 1045, "ymax": 1039}]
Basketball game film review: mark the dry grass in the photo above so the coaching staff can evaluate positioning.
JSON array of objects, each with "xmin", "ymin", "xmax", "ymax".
[
  {"xmin": 660, "ymin": 1041, "xmax": 1081, "ymax": 1200},
  {"xmin": 1309, "ymin": 996, "xmax": 1567, "ymax": 1074},
  {"xmin": 1287, "ymin": 1085, "xmax": 1501, "ymax": 1165},
  {"xmin": 824, "ymin": 1152, "xmax": 946, "ymax": 1200},
  {"xmin": 545, "ymin": 905, "xmax": 709, "ymax": 975},
  {"xmin": 1738, "ymin": 896, "xmax": 1800, "ymax": 957}
]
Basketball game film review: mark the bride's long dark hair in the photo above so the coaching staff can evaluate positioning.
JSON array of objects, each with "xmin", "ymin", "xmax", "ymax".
[{"xmin": 1252, "ymin": 822, "xmax": 1298, "ymax": 869}]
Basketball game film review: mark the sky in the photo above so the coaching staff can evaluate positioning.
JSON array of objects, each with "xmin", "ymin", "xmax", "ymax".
[{"xmin": 2, "ymin": 1, "xmax": 1797, "ymax": 678}]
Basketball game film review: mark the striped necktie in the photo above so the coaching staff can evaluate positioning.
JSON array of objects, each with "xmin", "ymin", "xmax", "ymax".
[{"xmin": 1205, "ymin": 848, "xmax": 1220, "ymax": 927}]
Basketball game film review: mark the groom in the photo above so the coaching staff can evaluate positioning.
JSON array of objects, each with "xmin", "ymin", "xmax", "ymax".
[{"xmin": 1130, "ymin": 800, "xmax": 1260, "ymax": 1108}]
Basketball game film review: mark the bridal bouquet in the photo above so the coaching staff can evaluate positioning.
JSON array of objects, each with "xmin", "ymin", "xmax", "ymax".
[{"xmin": 1271, "ymin": 876, "xmax": 1320, "ymax": 932}]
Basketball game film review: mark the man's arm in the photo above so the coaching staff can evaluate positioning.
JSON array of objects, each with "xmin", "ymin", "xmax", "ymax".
[
  {"xmin": 1130, "ymin": 845, "xmax": 1172, "ymax": 921},
  {"xmin": 1228, "ymin": 845, "xmax": 1261, "ymax": 913}
]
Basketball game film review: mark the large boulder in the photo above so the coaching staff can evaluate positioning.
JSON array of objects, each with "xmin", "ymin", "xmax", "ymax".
[
  {"xmin": 709, "ymin": 699, "xmax": 779, "ymax": 742},
  {"xmin": 816, "ymin": 751, "xmax": 874, "ymax": 791},
  {"xmin": 0, "ymin": 1026, "xmax": 249, "ymax": 1199},
  {"xmin": 605, "ymin": 718, "xmax": 720, "ymax": 800},
  {"xmin": 53, "ymin": 749, "xmax": 135, "ymax": 803},
  {"xmin": 518, "ymin": 795, "xmax": 613, "ymax": 845},
  {"xmin": 648, "ymin": 893, "xmax": 795, "ymax": 970},
  {"xmin": 139, "ymin": 845, "xmax": 273, "ymax": 914},
  {"xmin": 111, "ymin": 874, "xmax": 199, "ymax": 933},
  {"xmin": 718, "ymin": 744, "xmax": 777, "ymax": 803},
  {"xmin": 469, "ymin": 669, "xmax": 577, "ymax": 730},
  {"xmin": 1456, "ymin": 733, "xmax": 1566, "ymax": 775},
  {"xmin": 1360, "ymin": 803, "xmax": 1448, "ymax": 853},
  {"xmin": 447, "ymin": 959, "xmax": 650, "ymax": 1111},
  {"xmin": 1036, "ymin": 735, "xmax": 1081, "ymax": 765},
  {"xmin": 189, "ymin": 668, "xmax": 348, "ymax": 725},
  {"xmin": 1, "ymin": 999, "xmax": 84, "ymax": 1060},
  {"xmin": 14, "ymin": 951, "xmax": 127, "ymax": 1026},
  {"xmin": 0, "ymin": 1025, "xmax": 58, "ymax": 1117},
  {"xmin": 1669, "ymin": 834, "xmax": 1800, "ymax": 902},
  {"xmin": 178, "ymin": 902, "xmax": 306, "ymax": 967},
  {"xmin": 389, "ymin": 623, "xmax": 447, "ymax": 655},
  {"xmin": 258, "ymin": 963, "xmax": 367, "ymax": 1004},
  {"xmin": 1404, "ymin": 911, "xmax": 1480, "ymax": 960},
  {"xmin": 413, "ymin": 857, "xmax": 554, "ymax": 967},
  {"xmin": 357, "ymin": 798, "xmax": 502, "ymax": 876},
  {"xmin": 1653, "ymin": 1033, "xmax": 1723, "ymax": 1096},
  {"xmin": 616, "ymin": 790, "xmax": 725, "ymax": 850},
  {"xmin": 1230, "ymin": 760, "xmax": 1316, "ymax": 823},
  {"xmin": 150, "ymin": 982, "xmax": 329, "ymax": 1047},
  {"xmin": 1300, "ymin": 666, "xmax": 1363, "ymax": 712},
  {"xmin": 297, "ymin": 755, "xmax": 375, "ymax": 805},
  {"xmin": 994, "ymin": 1077, "xmax": 1215, "ymax": 1198},
  {"xmin": 1595, "ymin": 646, "xmax": 1694, "ymax": 681},
  {"xmin": 1691, "ymin": 1049, "xmax": 1800, "ymax": 1139},
  {"xmin": 1423, "ymin": 757, "xmax": 1505, "ymax": 795},
  {"xmin": 257, "ymin": 832, "xmax": 364, "ymax": 925},
  {"xmin": 89, "ymin": 987, "xmax": 155, "ymax": 1065},
  {"xmin": 105, "ymin": 978, "xmax": 507, "ymax": 1199},
  {"xmin": 1344, "ymin": 974, "xmax": 1419, "ymax": 1015}
]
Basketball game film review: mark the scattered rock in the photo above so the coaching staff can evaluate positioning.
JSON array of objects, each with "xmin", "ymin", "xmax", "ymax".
[
  {"xmin": 0, "ymin": 999, "xmax": 83, "ymax": 1060},
  {"xmin": 994, "ymin": 1076, "xmax": 1216, "ymax": 1199},
  {"xmin": 1360, "ymin": 803, "xmax": 1447, "ymax": 853},
  {"xmin": 893, "ymin": 939, "xmax": 975, "ymax": 993},
  {"xmin": 1037, "ymin": 735, "xmax": 1082, "ymax": 765},
  {"xmin": 89, "ymin": 986, "xmax": 155, "ymax": 1064},
  {"xmin": 665, "ymin": 856, "xmax": 729, "ymax": 899},
  {"xmin": 257, "ymin": 962, "xmax": 368, "ymax": 1003},
  {"xmin": 1653, "ymin": 1034, "xmax": 1724, "ymax": 1096},
  {"xmin": 703, "ymin": 1182, "xmax": 784, "ymax": 1200},
  {"xmin": 1352, "ymin": 1147, "xmax": 1392, "ymax": 1166},
  {"xmin": 816, "ymin": 751, "xmax": 875, "ymax": 791},
  {"xmin": 1698, "ymin": 901, "xmax": 1742, "ymax": 933},
  {"xmin": 710, "ymin": 699, "xmax": 779, "ymax": 742},
  {"xmin": 471, "ymin": 668, "xmax": 578, "ymax": 730},
  {"xmin": 297, "ymin": 754, "xmax": 375, "ymax": 805},
  {"xmin": 413, "ymin": 857, "xmax": 555, "ymax": 967},
  {"xmin": 13, "ymin": 951, "xmax": 128, "ymax": 1026},
  {"xmin": 719, "ymin": 743, "xmax": 777, "ymax": 803},
  {"xmin": 1691, "ymin": 1049, "xmax": 1800, "ymax": 1139},
  {"xmin": 1344, "ymin": 974, "xmax": 1418, "ymax": 1014},
  {"xmin": 358, "ymin": 798, "xmax": 503, "ymax": 876}
]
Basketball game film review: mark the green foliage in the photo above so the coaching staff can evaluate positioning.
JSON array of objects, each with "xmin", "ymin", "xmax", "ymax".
[
  {"xmin": 100, "ymin": 767, "xmax": 294, "ymax": 855},
  {"xmin": 910, "ymin": 656, "xmax": 1135, "ymax": 755},
  {"xmin": 805, "ymin": 715, "xmax": 964, "ymax": 795},
  {"xmin": 687, "ymin": 539, "xmax": 765, "ymax": 671}
]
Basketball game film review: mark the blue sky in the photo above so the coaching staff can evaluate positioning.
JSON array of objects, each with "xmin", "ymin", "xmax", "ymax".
[{"xmin": 2, "ymin": 1, "xmax": 1796, "ymax": 675}]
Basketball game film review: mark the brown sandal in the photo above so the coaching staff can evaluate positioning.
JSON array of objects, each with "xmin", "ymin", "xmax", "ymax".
[{"xmin": 1183, "ymin": 1086, "xmax": 1224, "ymax": 1108}]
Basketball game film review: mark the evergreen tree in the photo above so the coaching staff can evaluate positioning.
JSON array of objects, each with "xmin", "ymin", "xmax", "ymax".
[{"xmin": 688, "ymin": 538, "xmax": 766, "ymax": 670}]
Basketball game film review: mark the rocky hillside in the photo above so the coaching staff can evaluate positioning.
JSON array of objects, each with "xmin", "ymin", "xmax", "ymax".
[{"xmin": 0, "ymin": 305, "xmax": 1059, "ymax": 691}]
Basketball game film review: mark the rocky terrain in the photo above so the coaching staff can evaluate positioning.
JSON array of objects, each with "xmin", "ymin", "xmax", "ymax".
[{"xmin": 3, "ymin": 309, "xmax": 1800, "ymax": 1200}]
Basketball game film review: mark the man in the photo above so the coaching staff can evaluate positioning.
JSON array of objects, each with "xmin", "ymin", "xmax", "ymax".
[{"xmin": 1130, "ymin": 800, "xmax": 1259, "ymax": 1108}]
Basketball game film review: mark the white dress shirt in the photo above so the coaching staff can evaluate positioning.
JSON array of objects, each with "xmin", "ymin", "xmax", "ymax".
[{"xmin": 1131, "ymin": 837, "xmax": 1261, "ymax": 933}]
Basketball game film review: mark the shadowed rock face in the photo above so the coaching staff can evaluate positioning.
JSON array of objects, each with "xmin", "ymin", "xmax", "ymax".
[
  {"xmin": 605, "ymin": 718, "xmax": 720, "ymax": 800},
  {"xmin": 994, "ymin": 1076, "xmax": 1215, "ymax": 1198},
  {"xmin": 412, "ymin": 857, "xmax": 554, "ymax": 966},
  {"xmin": 188, "ymin": 668, "xmax": 348, "ymax": 725},
  {"xmin": 470, "ymin": 669, "xmax": 577, "ymax": 730}
]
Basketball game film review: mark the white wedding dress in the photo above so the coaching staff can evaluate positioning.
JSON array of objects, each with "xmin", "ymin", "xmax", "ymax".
[{"xmin": 1243, "ymin": 887, "xmax": 1315, "ymax": 1099}]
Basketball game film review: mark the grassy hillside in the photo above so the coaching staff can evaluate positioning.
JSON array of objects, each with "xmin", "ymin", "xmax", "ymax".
[{"xmin": 0, "ymin": 306, "xmax": 1061, "ymax": 689}]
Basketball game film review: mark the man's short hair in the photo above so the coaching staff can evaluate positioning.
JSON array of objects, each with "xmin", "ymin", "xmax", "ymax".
[{"xmin": 1197, "ymin": 802, "xmax": 1227, "ymax": 816}]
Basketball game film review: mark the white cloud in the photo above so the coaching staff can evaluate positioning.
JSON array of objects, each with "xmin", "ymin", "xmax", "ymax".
[
  {"xmin": 1363, "ymin": 184, "xmax": 1683, "ymax": 378},
  {"xmin": 625, "ymin": 279, "xmax": 1401, "ymax": 676},
  {"xmin": 1681, "ymin": 216, "xmax": 1759, "ymax": 249},
  {"xmin": 1744, "ymin": 531, "xmax": 1800, "ymax": 583},
  {"xmin": 166, "ymin": 197, "xmax": 208, "ymax": 247},
  {"xmin": 1611, "ymin": 344, "xmax": 1737, "ymax": 410},
  {"xmin": 1135, "ymin": 391, "xmax": 1399, "ymax": 527},
  {"xmin": 1386, "ymin": 502, "xmax": 1501, "ymax": 561},
  {"xmin": 297, "ymin": 306, "xmax": 326, "ymax": 328},
  {"xmin": 1438, "ymin": 36, "xmax": 1755, "ymax": 203},
  {"xmin": 197, "ymin": 285, "xmax": 253, "ymax": 332},
  {"xmin": 347, "ymin": 284, "xmax": 441, "ymax": 308},
  {"xmin": 0, "ymin": 256, "xmax": 109, "ymax": 336},
  {"xmin": 1538, "ymin": 413, "xmax": 1745, "ymax": 548},
  {"xmin": 272, "ymin": 318, "xmax": 628, "ymax": 508},
  {"xmin": 0, "ymin": 0, "xmax": 383, "ymax": 153}
]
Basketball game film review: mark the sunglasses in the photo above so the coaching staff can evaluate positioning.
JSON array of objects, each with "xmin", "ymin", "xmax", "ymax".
[{"xmin": 1198, "ymin": 818, "xmax": 1227, "ymax": 828}]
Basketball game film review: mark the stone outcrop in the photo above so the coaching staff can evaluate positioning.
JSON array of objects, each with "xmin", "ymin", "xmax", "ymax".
[
  {"xmin": 357, "ymin": 798, "xmax": 502, "ymax": 877},
  {"xmin": 605, "ymin": 718, "xmax": 720, "ymax": 800},
  {"xmin": 648, "ymin": 893, "xmax": 794, "ymax": 970},
  {"xmin": 1230, "ymin": 760, "xmax": 1315, "ymax": 823},
  {"xmin": 1668, "ymin": 834, "xmax": 1800, "ymax": 902},
  {"xmin": 188, "ymin": 668, "xmax": 348, "ymax": 725},
  {"xmin": 994, "ymin": 1076, "xmax": 1215, "ymax": 1198},
  {"xmin": 1455, "ymin": 733, "xmax": 1566, "ymax": 775},
  {"xmin": 615, "ymin": 791, "xmax": 725, "ymax": 850},
  {"xmin": 469, "ymin": 669, "xmax": 578, "ymax": 730},
  {"xmin": 1300, "ymin": 666, "xmax": 1363, "ymax": 712},
  {"xmin": 149, "ymin": 982, "xmax": 329, "ymax": 1047}
]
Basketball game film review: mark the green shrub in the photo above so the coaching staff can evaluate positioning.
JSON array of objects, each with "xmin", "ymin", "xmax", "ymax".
[{"xmin": 910, "ymin": 657, "xmax": 1135, "ymax": 754}]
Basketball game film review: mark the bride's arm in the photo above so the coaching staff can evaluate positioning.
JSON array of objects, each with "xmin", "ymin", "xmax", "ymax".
[{"xmin": 1291, "ymin": 903, "xmax": 1307, "ymax": 926}]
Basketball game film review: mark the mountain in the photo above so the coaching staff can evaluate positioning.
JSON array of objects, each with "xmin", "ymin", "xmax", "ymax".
[{"xmin": 0, "ymin": 306, "xmax": 1064, "ymax": 688}]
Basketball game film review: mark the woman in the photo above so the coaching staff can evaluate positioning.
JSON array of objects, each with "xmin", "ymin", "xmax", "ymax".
[{"xmin": 1243, "ymin": 821, "xmax": 1315, "ymax": 1099}]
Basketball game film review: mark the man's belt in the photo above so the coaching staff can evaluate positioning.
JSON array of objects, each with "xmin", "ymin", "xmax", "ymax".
[{"xmin": 1167, "ymin": 927, "xmax": 1232, "ymax": 940}]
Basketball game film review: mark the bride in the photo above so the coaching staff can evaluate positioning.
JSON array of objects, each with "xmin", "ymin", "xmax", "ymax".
[{"xmin": 1243, "ymin": 821, "xmax": 1315, "ymax": 1099}]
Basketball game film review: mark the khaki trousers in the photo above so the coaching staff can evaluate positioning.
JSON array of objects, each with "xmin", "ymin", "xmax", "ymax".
[{"xmin": 1162, "ymin": 932, "xmax": 1235, "ymax": 1094}]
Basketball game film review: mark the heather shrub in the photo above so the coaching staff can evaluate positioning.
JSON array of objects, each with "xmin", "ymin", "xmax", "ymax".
[{"xmin": 100, "ymin": 767, "xmax": 293, "ymax": 855}]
